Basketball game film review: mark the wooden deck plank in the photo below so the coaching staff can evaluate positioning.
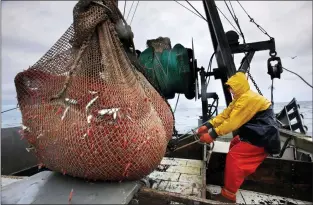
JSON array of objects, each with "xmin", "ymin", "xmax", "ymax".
[
  {"xmin": 166, "ymin": 165, "xmax": 201, "ymax": 175},
  {"xmin": 185, "ymin": 159, "xmax": 204, "ymax": 168},
  {"xmin": 149, "ymin": 157, "xmax": 204, "ymax": 199},
  {"xmin": 207, "ymin": 184, "xmax": 312, "ymax": 205},
  {"xmin": 160, "ymin": 158, "xmax": 188, "ymax": 166},
  {"xmin": 148, "ymin": 171, "xmax": 180, "ymax": 182},
  {"xmin": 158, "ymin": 181, "xmax": 202, "ymax": 197},
  {"xmin": 179, "ymin": 174, "xmax": 202, "ymax": 184}
]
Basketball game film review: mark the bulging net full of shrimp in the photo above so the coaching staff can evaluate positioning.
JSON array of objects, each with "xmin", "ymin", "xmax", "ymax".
[{"xmin": 14, "ymin": 0, "xmax": 174, "ymax": 181}]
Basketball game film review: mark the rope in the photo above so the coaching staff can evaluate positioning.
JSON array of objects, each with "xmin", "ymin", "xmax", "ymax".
[
  {"xmin": 216, "ymin": 6, "xmax": 240, "ymax": 34},
  {"xmin": 206, "ymin": 52, "xmax": 216, "ymax": 85},
  {"xmin": 228, "ymin": 0, "xmax": 236, "ymax": 18},
  {"xmin": 126, "ymin": 1, "xmax": 135, "ymax": 22},
  {"xmin": 105, "ymin": 0, "xmax": 136, "ymax": 54},
  {"xmin": 222, "ymin": 0, "xmax": 263, "ymax": 95},
  {"xmin": 184, "ymin": 0, "xmax": 207, "ymax": 21},
  {"xmin": 177, "ymin": 120, "xmax": 218, "ymax": 142},
  {"xmin": 173, "ymin": 94, "xmax": 180, "ymax": 113},
  {"xmin": 123, "ymin": 0, "xmax": 126, "ymax": 17},
  {"xmin": 236, "ymin": 0, "xmax": 273, "ymax": 40},
  {"xmin": 130, "ymin": 1, "xmax": 139, "ymax": 25},
  {"xmin": 205, "ymin": 52, "xmax": 218, "ymax": 120},
  {"xmin": 173, "ymin": 0, "xmax": 207, "ymax": 22},
  {"xmin": 282, "ymin": 67, "xmax": 313, "ymax": 88},
  {"xmin": 1, "ymin": 106, "xmax": 19, "ymax": 114},
  {"xmin": 224, "ymin": 0, "xmax": 246, "ymax": 44},
  {"xmin": 224, "ymin": 1, "xmax": 236, "ymax": 22},
  {"xmin": 271, "ymin": 79, "xmax": 274, "ymax": 107}
]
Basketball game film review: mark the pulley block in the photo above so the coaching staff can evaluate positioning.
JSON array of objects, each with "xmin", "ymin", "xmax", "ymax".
[{"xmin": 267, "ymin": 55, "xmax": 283, "ymax": 79}]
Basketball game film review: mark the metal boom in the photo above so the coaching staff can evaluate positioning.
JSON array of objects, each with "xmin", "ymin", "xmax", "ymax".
[{"xmin": 200, "ymin": 0, "xmax": 277, "ymax": 122}]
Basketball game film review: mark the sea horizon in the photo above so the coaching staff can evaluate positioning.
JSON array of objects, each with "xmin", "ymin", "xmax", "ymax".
[{"xmin": 1, "ymin": 101, "xmax": 312, "ymax": 137}]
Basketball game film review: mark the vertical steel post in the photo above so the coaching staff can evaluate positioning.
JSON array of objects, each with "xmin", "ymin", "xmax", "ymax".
[{"xmin": 202, "ymin": 0, "xmax": 237, "ymax": 106}]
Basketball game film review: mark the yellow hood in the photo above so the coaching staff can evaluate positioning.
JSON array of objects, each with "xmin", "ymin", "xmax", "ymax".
[
  {"xmin": 225, "ymin": 72, "xmax": 250, "ymax": 99},
  {"xmin": 208, "ymin": 72, "xmax": 271, "ymax": 137}
]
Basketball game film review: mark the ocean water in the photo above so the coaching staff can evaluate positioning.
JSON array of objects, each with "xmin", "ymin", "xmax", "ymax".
[{"xmin": 1, "ymin": 101, "xmax": 312, "ymax": 137}]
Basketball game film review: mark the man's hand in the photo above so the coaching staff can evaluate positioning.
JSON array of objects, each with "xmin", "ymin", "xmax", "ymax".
[
  {"xmin": 197, "ymin": 122, "xmax": 213, "ymax": 135},
  {"xmin": 199, "ymin": 133, "xmax": 214, "ymax": 144},
  {"xmin": 199, "ymin": 128, "xmax": 218, "ymax": 144},
  {"xmin": 197, "ymin": 126, "xmax": 209, "ymax": 135}
]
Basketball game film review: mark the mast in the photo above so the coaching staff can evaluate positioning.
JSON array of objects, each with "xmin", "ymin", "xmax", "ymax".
[
  {"xmin": 202, "ymin": 0, "xmax": 236, "ymax": 108},
  {"xmin": 198, "ymin": 0, "xmax": 235, "ymax": 124},
  {"xmin": 201, "ymin": 0, "xmax": 277, "ymax": 119}
]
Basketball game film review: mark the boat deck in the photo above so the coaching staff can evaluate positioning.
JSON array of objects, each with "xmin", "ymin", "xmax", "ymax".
[
  {"xmin": 1, "ymin": 172, "xmax": 141, "ymax": 204},
  {"xmin": 208, "ymin": 185, "xmax": 311, "ymax": 205},
  {"xmin": 148, "ymin": 156, "xmax": 312, "ymax": 205},
  {"xmin": 1, "ymin": 143, "xmax": 312, "ymax": 204},
  {"xmin": 148, "ymin": 157, "xmax": 204, "ymax": 197}
]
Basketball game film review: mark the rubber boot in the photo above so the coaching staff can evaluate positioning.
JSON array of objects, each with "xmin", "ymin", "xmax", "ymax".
[
  {"xmin": 207, "ymin": 190, "xmax": 236, "ymax": 204},
  {"xmin": 210, "ymin": 193, "xmax": 236, "ymax": 204}
]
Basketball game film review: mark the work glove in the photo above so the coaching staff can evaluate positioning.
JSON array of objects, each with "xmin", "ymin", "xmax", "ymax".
[
  {"xmin": 200, "ymin": 133, "xmax": 214, "ymax": 144},
  {"xmin": 197, "ymin": 122, "xmax": 213, "ymax": 135},
  {"xmin": 199, "ymin": 129, "xmax": 218, "ymax": 144}
]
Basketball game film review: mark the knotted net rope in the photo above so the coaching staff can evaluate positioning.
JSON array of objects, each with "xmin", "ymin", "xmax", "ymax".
[{"xmin": 14, "ymin": 0, "xmax": 174, "ymax": 181}]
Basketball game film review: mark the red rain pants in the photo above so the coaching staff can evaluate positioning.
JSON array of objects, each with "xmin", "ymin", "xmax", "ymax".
[{"xmin": 221, "ymin": 135, "xmax": 268, "ymax": 201}]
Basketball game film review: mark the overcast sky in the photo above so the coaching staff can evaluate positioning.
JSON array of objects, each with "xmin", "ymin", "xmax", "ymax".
[{"xmin": 2, "ymin": 1, "xmax": 312, "ymax": 110}]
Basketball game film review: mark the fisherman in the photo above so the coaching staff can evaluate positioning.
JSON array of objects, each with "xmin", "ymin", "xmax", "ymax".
[{"xmin": 197, "ymin": 71, "xmax": 281, "ymax": 203}]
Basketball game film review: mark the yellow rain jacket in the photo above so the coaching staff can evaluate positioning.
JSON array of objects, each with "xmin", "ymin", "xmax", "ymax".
[{"xmin": 208, "ymin": 72, "xmax": 281, "ymax": 154}]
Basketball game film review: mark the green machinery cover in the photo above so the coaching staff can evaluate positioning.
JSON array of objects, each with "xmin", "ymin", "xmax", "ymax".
[{"xmin": 138, "ymin": 44, "xmax": 195, "ymax": 99}]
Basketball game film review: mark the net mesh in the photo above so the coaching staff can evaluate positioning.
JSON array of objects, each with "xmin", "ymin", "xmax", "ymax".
[
  {"xmin": 146, "ymin": 37, "xmax": 172, "ymax": 52},
  {"xmin": 14, "ymin": 0, "xmax": 174, "ymax": 181}
]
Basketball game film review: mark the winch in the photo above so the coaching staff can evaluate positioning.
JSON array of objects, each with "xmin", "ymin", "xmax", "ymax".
[{"xmin": 138, "ymin": 37, "xmax": 198, "ymax": 100}]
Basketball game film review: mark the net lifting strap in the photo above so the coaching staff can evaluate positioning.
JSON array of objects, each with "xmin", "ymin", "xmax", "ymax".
[{"xmin": 14, "ymin": 0, "xmax": 174, "ymax": 181}]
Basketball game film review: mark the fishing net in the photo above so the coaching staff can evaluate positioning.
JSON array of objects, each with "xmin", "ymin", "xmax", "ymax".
[
  {"xmin": 146, "ymin": 37, "xmax": 172, "ymax": 52},
  {"xmin": 14, "ymin": 0, "xmax": 174, "ymax": 181}
]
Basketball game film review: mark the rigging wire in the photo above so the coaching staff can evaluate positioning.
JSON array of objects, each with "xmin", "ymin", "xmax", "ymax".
[
  {"xmin": 282, "ymin": 67, "xmax": 313, "ymax": 88},
  {"xmin": 1, "ymin": 106, "xmax": 19, "ymax": 114},
  {"xmin": 206, "ymin": 52, "xmax": 216, "ymax": 85},
  {"xmin": 224, "ymin": 0, "xmax": 246, "ymax": 44},
  {"xmin": 205, "ymin": 52, "xmax": 218, "ymax": 119},
  {"xmin": 224, "ymin": 1, "xmax": 236, "ymax": 21},
  {"xmin": 126, "ymin": 1, "xmax": 135, "ymax": 22},
  {"xmin": 130, "ymin": 1, "xmax": 139, "ymax": 25},
  {"xmin": 173, "ymin": 0, "xmax": 207, "ymax": 22},
  {"xmin": 236, "ymin": 0, "xmax": 273, "ymax": 40},
  {"xmin": 223, "ymin": 1, "xmax": 312, "ymax": 96},
  {"xmin": 216, "ymin": 6, "xmax": 240, "ymax": 34},
  {"xmin": 123, "ymin": 0, "xmax": 127, "ymax": 17},
  {"xmin": 228, "ymin": 0, "xmax": 236, "ymax": 18},
  {"xmin": 223, "ymin": 0, "xmax": 263, "ymax": 96},
  {"xmin": 171, "ymin": 1, "xmax": 232, "ymax": 117},
  {"xmin": 173, "ymin": 94, "xmax": 180, "ymax": 113},
  {"xmin": 271, "ymin": 79, "xmax": 274, "ymax": 106},
  {"xmin": 184, "ymin": 0, "xmax": 207, "ymax": 21}
]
